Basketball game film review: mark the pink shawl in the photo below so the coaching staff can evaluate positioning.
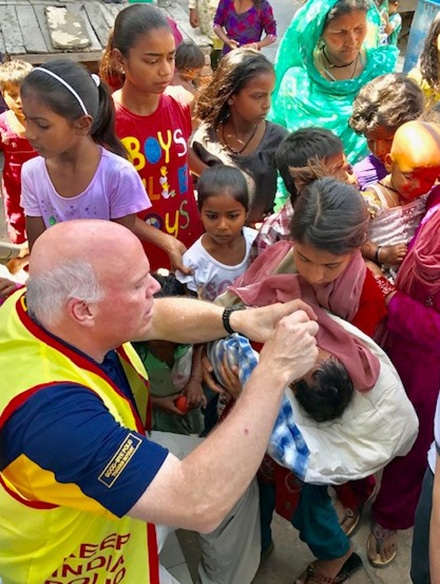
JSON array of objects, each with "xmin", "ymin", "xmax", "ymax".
[{"xmin": 229, "ymin": 245, "xmax": 379, "ymax": 392}]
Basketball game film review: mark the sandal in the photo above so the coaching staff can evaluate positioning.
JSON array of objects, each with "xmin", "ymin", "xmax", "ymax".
[
  {"xmin": 294, "ymin": 552, "xmax": 362, "ymax": 584},
  {"xmin": 367, "ymin": 523, "xmax": 398, "ymax": 567},
  {"xmin": 339, "ymin": 507, "xmax": 361, "ymax": 537}
]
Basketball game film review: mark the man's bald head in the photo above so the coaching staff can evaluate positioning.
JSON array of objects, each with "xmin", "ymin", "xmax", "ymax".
[
  {"xmin": 30, "ymin": 220, "xmax": 141, "ymax": 279},
  {"xmin": 27, "ymin": 220, "xmax": 146, "ymax": 329},
  {"xmin": 389, "ymin": 120, "xmax": 440, "ymax": 171}
]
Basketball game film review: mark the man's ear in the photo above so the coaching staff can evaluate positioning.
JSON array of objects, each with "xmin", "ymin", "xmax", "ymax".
[
  {"xmin": 73, "ymin": 115, "xmax": 93, "ymax": 136},
  {"xmin": 384, "ymin": 153, "xmax": 393, "ymax": 173},
  {"xmin": 67, "ymin": 297, "xmax": 95, "ymax": 326}
]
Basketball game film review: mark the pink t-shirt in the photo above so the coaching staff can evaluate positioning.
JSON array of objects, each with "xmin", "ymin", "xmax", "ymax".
[{"xmin": 21, "ymin": 147, "xmax": 151, "ymax": 226}]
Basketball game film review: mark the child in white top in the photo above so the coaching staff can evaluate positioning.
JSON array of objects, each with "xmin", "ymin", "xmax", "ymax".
[
  {"xmin": 361, "ymin": 120, "xmax": 440, "ymax": 277},
  {"xmin": 176, "ymin": 166, "xmax": 257, "ymax": 300}
]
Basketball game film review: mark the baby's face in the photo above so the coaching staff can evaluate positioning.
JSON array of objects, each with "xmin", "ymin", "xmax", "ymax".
[{"xmin": 390, "ymin": 158, "xmax": 440, "ymax": 200}]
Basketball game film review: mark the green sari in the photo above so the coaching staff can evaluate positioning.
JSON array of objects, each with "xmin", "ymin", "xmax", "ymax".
[{"xmin": 269, "ymin": 0, "xmax": 398, "ymax": 164}]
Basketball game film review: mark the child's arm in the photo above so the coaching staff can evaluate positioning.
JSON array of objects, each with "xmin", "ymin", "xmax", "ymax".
[
  {"xmin": 188, "ymin": 0, "xmax": 199, "ymax": 28},
  {"xmin": 361, "ymin": 240, "xmax": 408, "ymax": 267},
  {"xmin": 132, "ymin": 216, "xmax": 192, "ymax": 275},
  {"xmin": 26, "ymin": 216, "xmax": 46, "ymax": 250},
  {"xmin": 183, "ymin": 345, "xmax": 208, "ymax": 408}
]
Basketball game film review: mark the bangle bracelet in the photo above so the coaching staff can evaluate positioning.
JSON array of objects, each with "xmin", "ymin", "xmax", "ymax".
[
  {"xmin": 374, "ymin": 245, "xmax": 382, "ymax": 264},
  {"xmin": 222, "ymin": 305, "xmax": 245, "ymax": 335}
]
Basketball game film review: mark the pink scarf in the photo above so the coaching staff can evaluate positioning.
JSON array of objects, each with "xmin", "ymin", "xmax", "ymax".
[
  {"xmin": 396, "ymin": 201, "xmax": 440, "ymax": 298},
  {"xmin": 229, "ymin": 246, "xmax": 379, "ymax": 392}
]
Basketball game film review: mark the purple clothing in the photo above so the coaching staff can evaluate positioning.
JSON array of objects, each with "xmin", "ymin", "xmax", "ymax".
[
  {"xmin": 213, "ymin": 0, "xmax": 276, "ymax": 54},
  {"xmin": 21, "ymin": 147, "xmax": 151, "ymax": 226},
  {"xmin": 353, "ymin": 153, "xmax": 387, "ymax": 190},
  {"xmin": 372, "ymin": 190, "xmax": 440, "ymax": 530}
]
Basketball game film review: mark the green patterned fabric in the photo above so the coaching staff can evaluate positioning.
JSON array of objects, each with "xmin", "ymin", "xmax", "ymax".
[{"xmin": 269, "ymin": 0, "xmax": 398, "ymax": 164}]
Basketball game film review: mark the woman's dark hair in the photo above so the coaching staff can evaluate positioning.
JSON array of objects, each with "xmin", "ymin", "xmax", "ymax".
[
  {"xmin": 292, "ymin": 358, "xmax": 354, "ymax": 423},
  {"xmin": 175, "ymin": 41, "xmax": 205, "ymax": 72},
  {"xmin": 21, "ymin": 60, "xmax": 126, "ymax": 158},
  {"xmin": 419, "ymin": 16, "xmax": 440, "ymax": 91},
  {"xmin": 196, "ymin": 165, "xmax": 249, "ymax": 211},
  {"xmin": 291, "ymin": 177, "xmax": 369, "ymax": 254},
  {"xmin": 195, "ymin": 48, "xmax": 274, "ymax": 127},
  {"xmin": 349, "ymin": 74, "xmax": 424, "ymax": 134},
  {"xmin": 324, "ymin": 0, "xmax": 371, "ymax": 28},
  {"xmin": 276, "ymin": 128, "xmax": 343, "ymax": 203},
  {"xmin": 100, "ymin": 4, "xmax": 172, "ymax": 91}
]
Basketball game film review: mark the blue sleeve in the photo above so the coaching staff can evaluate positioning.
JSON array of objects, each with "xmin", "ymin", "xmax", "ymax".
[{"xmin": 0, "ymin": 384, "xmax": 169, "ymax": 517}]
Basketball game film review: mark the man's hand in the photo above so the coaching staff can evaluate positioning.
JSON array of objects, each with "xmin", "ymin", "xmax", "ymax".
[
  {"xmin": 230, "ymin": 299, "xmax": 317, "ymax": 343},
  {"xmin": 258, "ymin": 310, "xmax": 319, "ymax": 386}
]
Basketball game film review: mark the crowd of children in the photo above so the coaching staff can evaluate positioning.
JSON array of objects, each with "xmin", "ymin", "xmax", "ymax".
[{"xmin": 2, "ymin": 0, "xmax": 440, "ymax": 582}]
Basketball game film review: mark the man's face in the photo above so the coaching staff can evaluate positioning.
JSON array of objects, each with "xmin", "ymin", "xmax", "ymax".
[{"xmin": 94, "ymin": 246, "xmax": 161, "ymax": 347}]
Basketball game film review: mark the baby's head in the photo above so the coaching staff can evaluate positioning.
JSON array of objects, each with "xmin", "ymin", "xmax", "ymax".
[
  {"xmin": 350, "ymin": 74, "xmax": 424, "ymax": 165},
  {"xmin": 386, "ymin": 120, "xmax": 440, "ymax": 200},
  {"xmin": 276, "ymin": 128, "xmax": 356, "ymax": 206},
  {"xmin": 175, "ymin": 41, "xmax": 205, "ymax": 83},
  {"xmin": 0, "ymin": 59, "xmax": 33, "ymax": 121},
  {"xmin": 290, "ymin": 348, "xmax": 354, "ymax": 423}
]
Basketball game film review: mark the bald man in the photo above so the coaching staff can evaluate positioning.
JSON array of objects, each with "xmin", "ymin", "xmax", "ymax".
[{"xmin": 0, "ymin": 220, "xmax": 318, "ymax": 584}]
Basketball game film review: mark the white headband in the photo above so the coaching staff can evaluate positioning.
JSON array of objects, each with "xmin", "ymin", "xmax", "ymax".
[{"xmin": 34, "ymin": 67, "xmax": 98, "ymax": 116}]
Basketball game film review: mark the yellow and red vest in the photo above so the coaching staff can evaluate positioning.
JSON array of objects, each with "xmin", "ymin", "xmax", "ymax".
[{"xmin": 0, "ymin": 290, "xmax": 159, "ymax": 584}]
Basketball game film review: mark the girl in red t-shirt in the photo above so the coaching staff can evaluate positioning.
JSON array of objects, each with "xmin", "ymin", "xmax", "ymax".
[{"xmin": 100, "ymin": 4, "xmax": 203, "ymax": 272}]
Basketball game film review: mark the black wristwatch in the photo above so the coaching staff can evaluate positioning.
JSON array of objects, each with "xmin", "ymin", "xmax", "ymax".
[{"xmin": 222, "ymin": 305, "xmax": 245, "ymax": 335}]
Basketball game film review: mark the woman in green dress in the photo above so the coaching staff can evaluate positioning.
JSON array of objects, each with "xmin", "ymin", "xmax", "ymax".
[{"xmin": 269, "ymin": 0, "xmax": 398, "ymax": 164}]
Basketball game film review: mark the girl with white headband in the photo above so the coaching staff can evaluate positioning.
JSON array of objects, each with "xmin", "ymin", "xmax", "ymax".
[
  {"xmin": 19, "ymin": 60, "xmax": 145, "ymax": 248},
  {"xmin": 19, "ymin": 59, "xmax": 190, "ymax": 273}
]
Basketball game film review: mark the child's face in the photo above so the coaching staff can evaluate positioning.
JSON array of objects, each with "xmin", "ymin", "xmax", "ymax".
[
  {"xmin": 324, "ymin": 151, "xmax": 357, "ymax": 186},
  {"xmin": 22, "ymin": 90, "xmax": 82, "ymax": 158},
  {"xmin": 2, "ymin": 82, "xmax": 23, "ymax": 120},
  {"xmin": 201, "ymin": 192, "xmax": 247, "ymax": 245},
  {"xmin": 293, "ymin": 240, "xmax": 353, "ymax": 286},
  {"xmin": 228, "ymin": 71, "xmax": 275, "ymax": 125},
  {"xmin": 181, "ymin": 67, "xmax": 203, "ymax": 83},
  {"xmin": 388, "ymin": 1, "xmax": 399, "ymax": 14},
  {"xmin": 389, "ymin": 159, "xmax": 440, "ymax": 200},
  {"xmin": 114, "ymin": 28, "xmax": 176, "ymax": 95},
  {"xmin": 365, "ymin": 126, "xmax": 395, "ymax": 164}
]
